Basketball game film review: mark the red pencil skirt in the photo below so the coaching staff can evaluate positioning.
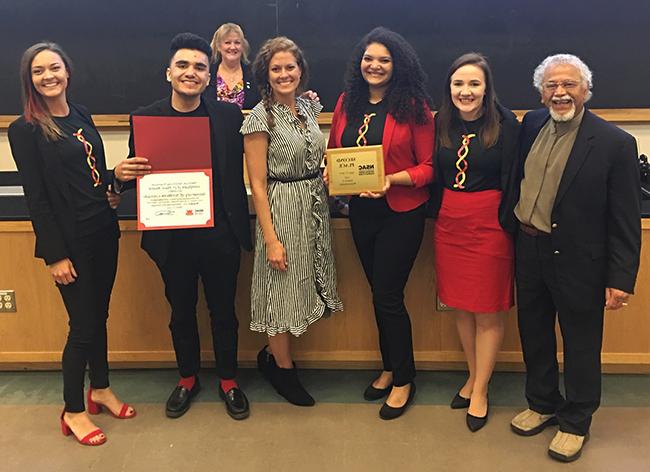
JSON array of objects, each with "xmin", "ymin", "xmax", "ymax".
[{"xmin": 434, "ymin": 189, "xmax": 514, "ymax": 313}]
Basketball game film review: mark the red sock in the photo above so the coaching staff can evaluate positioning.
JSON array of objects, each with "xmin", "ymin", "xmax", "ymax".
[
  {"xmin": 220, "ymin": 378, "xmax": 238, "ymax": 393},
  {"xmin": 178, "ymin": 375, "xmax": 196, "ymax": 391}
]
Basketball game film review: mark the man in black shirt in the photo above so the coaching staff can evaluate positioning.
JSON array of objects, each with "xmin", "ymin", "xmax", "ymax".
[{"xmin": 114, "ymin": 33, "xmax": 252, "ymax": 420}]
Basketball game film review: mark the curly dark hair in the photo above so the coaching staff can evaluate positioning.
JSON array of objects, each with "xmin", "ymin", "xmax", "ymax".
[
  {"xmin": 252, "ymin": 36, "xmax": 309, "ymax": 129},
  {"xmin": 343, "ymin": 27, "xmax": 432, "ymax": 125}
]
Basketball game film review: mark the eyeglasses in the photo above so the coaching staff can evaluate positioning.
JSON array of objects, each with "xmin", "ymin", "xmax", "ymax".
[{"xmin": 542, "ymin": 81, "xmax": 581, "ymax": 92}]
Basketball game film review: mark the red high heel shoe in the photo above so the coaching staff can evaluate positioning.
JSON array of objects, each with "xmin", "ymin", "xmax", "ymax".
[
  {"xmin": 60, "ymin": 410, "xmax": 106, "ymax": 446},
  {"xmin": 87, "ymin": 388, "xmax": 137, "ymax": 419}
]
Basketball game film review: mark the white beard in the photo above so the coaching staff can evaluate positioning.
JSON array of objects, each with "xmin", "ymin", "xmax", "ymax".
[{"xmin": 549, "ymin": 101, "xmax": 575, "ymax": 122}]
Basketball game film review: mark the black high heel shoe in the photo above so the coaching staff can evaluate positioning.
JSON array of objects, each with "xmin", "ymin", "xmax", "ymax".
[{"xmin": 258, "ymin": 345, "xmax": 315, "ymax": 406}]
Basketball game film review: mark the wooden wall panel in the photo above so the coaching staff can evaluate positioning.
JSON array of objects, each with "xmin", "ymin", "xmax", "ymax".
[{"xmin": 1, "ymin": 220, "xmax": 649, "ymax": 372}]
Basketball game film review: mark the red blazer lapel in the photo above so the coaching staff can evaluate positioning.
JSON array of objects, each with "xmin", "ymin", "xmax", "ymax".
[{"xmin": 382, "ymin": 113, "xmax": 396, "ymax": 155}]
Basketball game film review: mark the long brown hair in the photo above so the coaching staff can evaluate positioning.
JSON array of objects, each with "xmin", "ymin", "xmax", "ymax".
[
  {"xmin": 252, "ymin": 36, "xmax": 309, "ymax": 129},
  {"xmin": 19, "ymin": 42, "xmax": 72, "ymax": 141},
  {"xmin": 437, "ymin": 52, "xmax": 500, "ymax": 149}
]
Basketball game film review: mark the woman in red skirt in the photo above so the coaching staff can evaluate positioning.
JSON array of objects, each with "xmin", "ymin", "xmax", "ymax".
[{"xmin": 431, "ymin": 53, "xmax": 519, "ymax": 432}]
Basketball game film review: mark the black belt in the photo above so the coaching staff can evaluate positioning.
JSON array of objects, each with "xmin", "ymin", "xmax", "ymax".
[
  {"xmin": 268, "ymin": 172, "xmax": 320, "ymax": 183},
  {"xmin": 519, "ymin": 223, "xmax": 549, "ymax": 237}
]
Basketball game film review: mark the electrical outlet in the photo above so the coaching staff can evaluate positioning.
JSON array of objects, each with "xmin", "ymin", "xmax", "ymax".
[{"xmin": 0, "ymin": 290, "xmax": 16, "ymax": 312}]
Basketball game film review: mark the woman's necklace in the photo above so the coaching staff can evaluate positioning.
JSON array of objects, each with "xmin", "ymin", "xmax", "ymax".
[
  {"xmin": 218, "ymin": 64, "xmax": 243, "ymax": 88},
  {"xmin": 453, "ymin": 122, "xmax": 476, "ymax": 190},
  {"xmin": 356, "ymin": 113, "xmax": 376, "ymax": 147}
]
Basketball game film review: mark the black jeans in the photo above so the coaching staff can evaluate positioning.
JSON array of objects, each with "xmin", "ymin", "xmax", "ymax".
[
  {"xmin": 516, "ymin": 229, "xmax": 605, "ymax": 436},
  {"xmin": 58, "ymin": 222, "xmax": 119, "ymax": 413},
  {"xmin": 158, "ymin": 227, "xmax": 241, "ymax": 380},
  {"xmin": 349, "ymin": 197, "xmax": 425, "ymax": 386}
]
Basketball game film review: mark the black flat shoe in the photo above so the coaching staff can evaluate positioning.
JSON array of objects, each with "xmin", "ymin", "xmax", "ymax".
[
  {"xmin": 379, "ymin": 383, "xmax": 416, "ymax": 420},
  {"xmin": 466, "ymin": 405, "xmax": 489, "ymax": 432},
  {"xmin": 219, "ymin": 386, "xmax": 250, "ymax": 420},
  {"xmin": 166, "ymin": 378, "xmax": 201, "ymax": 418},
  {"xmin": 363, "ymin": 383, "xmax": 392, "ymax": 401},
  {"xmin": 450, "ymin": 392, "xmax": 471, "ymax": 409}
]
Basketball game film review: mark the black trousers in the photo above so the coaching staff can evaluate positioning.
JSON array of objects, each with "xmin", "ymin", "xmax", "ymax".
[
  {"xmin": 58, "ymin": 222, "xmax": 119, "ymax": 413},
  {"xmin": 349, "ymin": 197, "xmax": 425, "ymax": 386},
  {"xmin": 515, "ymin": 229, "xmax": 605, "ymax": 436},
  {"xmin": 158, "ymin": 227, "xmax": 241, "ymax": 380}
]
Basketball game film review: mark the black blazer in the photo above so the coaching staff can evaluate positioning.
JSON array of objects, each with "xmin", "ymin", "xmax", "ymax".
[
  {"xmin": 8, "ymin": 103, "xmax": 118, "ymax": 265},
  {"xmin": 428, "ymin": 103, "xmax": 520, "ymax": 233},
  {"xmin": 509, "ymin": 108, "xmax": 641, "ymax": 304},
  {"xmin": 127, "ymin": 96, "xmax": 253, "ymax": 267},
  {"xmin": 206, "ymin": 61, "xmax": 260, "ymax": 110}
]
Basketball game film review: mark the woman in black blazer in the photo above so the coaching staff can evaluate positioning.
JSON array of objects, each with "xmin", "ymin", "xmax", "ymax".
[
  {"xmin": 207, "ymin": 22, "xmax": 260, "ymax": 109},
  {"xmin": 8, "ymin": 42, "xmax": 135, "ymax": 446}
]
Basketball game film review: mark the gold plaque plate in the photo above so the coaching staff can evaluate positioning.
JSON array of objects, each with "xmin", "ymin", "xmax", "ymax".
[{"xmin": 326, "ymin": 145, "xmax": 385, "ymax": 196}]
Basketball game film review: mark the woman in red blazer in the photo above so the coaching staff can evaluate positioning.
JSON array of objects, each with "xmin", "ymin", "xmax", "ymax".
[{"xmin": 327, "ymin": 27, "xmax": 434, "ymax": 420}]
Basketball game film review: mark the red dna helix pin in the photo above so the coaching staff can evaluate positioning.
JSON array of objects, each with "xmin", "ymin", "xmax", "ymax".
[
  {"xmin": 73, "ymin": 128, "xmax": 102, "ymax": 187},
  {"xmin": 453, "ymin": 133, "xmax": 476, "ymax": 190},
  {"xmin": 356, "ymin": 113, "xmax": 377, "ymax": 147}
]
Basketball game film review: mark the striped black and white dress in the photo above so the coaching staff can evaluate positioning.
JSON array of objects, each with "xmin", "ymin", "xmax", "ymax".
[{"xmin": 241, "ymin": 97, "xmax": 343, "ymax": 336}]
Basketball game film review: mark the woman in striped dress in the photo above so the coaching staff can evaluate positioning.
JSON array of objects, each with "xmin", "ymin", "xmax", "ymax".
[{"xmin": 242, "ymin": 37, "xmax": 343, "ymax": 406}]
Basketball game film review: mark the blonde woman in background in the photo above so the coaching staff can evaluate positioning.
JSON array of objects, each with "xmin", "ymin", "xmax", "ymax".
[{"xmin": 208, "ymin": 22, "xmax": 260, "ymax": 109}]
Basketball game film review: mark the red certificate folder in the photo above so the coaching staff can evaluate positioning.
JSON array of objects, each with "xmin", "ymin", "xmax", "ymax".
[
  {"xmin": 132, "ymin": 116, "xmax": 211, "ymax": 170},
  {"xmin": 132, "ymin": 116, "xmax": 214, "ymax": 230}
]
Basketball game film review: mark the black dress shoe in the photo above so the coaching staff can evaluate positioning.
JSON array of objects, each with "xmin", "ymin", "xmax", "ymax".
[
  {"xmin": 219, "ymin": 386, "xmax": 250, "ymax": 420},
  {"xmin": 379, "ymin": 383, "xmax": 416, "ymax": 420},
  {"xmin": 450, "ymin": 392, "xmax": 471, "ymax": 409},
  {"xmin": 363, "ymin": 382, "xmax": 392, "ymax": 401},
  {"xmin": 166, "ymin": 378, "xmax": 201, "ymax": 418}
]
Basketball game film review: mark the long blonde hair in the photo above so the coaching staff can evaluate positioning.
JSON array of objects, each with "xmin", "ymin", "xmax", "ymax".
[{"xmin": 210, "ymin": 23, "xmax": 250, "ymax": 65}]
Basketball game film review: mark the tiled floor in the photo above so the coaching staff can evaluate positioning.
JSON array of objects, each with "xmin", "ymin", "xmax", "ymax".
[{"xmin": 1, "ymin": 369, "xmax": 649, "ymax": 471}]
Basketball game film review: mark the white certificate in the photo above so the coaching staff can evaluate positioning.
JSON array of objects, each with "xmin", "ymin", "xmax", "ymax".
[{"xmin": 137, "ymin": 170, "xmax": 214, "ymax": 230}]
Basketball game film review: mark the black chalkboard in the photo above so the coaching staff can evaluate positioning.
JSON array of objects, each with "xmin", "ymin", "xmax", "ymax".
[{"xmin": 1, "ymin": 0, "xmax": 649, "ymax": 114}]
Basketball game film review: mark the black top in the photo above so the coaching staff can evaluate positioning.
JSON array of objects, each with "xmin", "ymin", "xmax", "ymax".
[
  {"xmin": 206, "ymin": 62, "xmax": 260, "ymax": 110},
  {"xmin": 428, "ymin": 104, "xmax": 521, "ymax": 232},
  {"xmin": 53, "ymin": 106, "xmax": 113, "ymax": 234},
  {"xmin": 436, "ymin": 116, "xmax": 504, "ymax": 192},
  {"xmin": 130, "ymin": 99, "xmax": 228, "ymax": 239},
  {"xmin": 341, "ymin": 101, "xmax": 387, "ymax": 148},
  {"xmin": 8, "ymin": 103, "xmax": 119, "ymax": 264},
  {"xmin": 127, "ymin": 96, "xmax": 252, "ymax": 267}
]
